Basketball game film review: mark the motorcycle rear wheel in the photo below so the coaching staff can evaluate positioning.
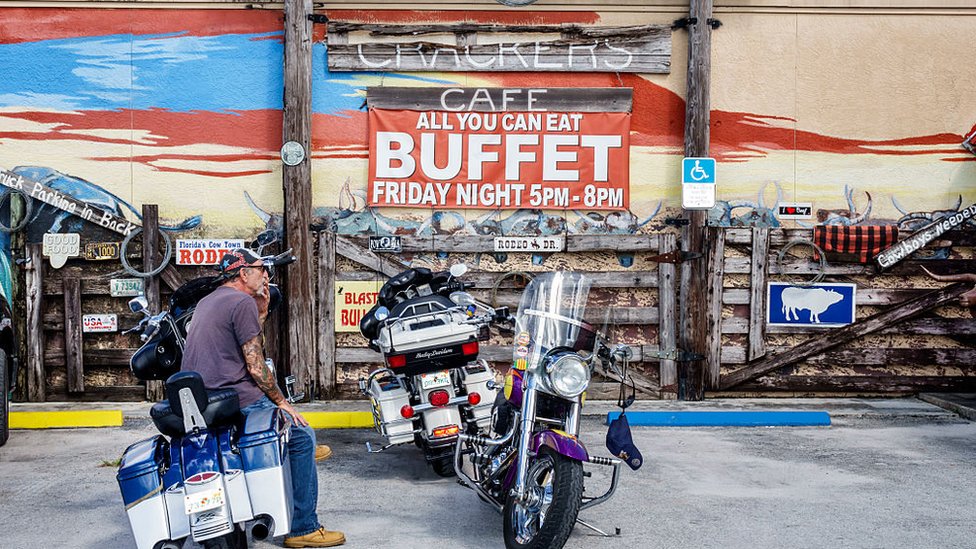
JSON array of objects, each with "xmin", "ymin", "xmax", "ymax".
[
  {"xmin": 502, "ymin": 447, "xmax": 583, "ymax": 549},
  {"xmin": 202, "ymin": 525, "xmax": 247, "ymax": 549},
  {"xmin": 430, "ymin": 455, "xmax": 456, "ymax": 477}
]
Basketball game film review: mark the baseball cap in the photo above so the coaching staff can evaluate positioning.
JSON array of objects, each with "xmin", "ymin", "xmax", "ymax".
[
  {"xmin": 217, "ymin": 248, "xmax": 262, "ymax": 277},
  {"xmin": 606, "ymin": 412, "xmax": 643, "ymax": 471}
]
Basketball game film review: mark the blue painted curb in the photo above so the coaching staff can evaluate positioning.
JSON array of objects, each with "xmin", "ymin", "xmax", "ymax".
[{"xmin": 607, "ymin": 410, "xmax": 831, "ymax": 427}]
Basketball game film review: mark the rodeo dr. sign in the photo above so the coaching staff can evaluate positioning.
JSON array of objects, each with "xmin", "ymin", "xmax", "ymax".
[
  {"xmin": 0, "ymin": 168, "xmax": 138, "ymax": 236},
  {"xmin": 367, "ymin": 87, "xmax": 632, "ymax": 211}
]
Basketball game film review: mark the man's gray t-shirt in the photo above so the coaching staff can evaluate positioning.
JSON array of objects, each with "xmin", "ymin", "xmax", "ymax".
[{"xmin": 183, "ymin": 285, "xmax": 265, "ymax": 407}]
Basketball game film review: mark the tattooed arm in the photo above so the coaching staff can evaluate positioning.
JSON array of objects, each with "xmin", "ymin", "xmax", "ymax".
[{"xmin": 242, "ymin": 334, "xmax": 309, "ymax": 426}]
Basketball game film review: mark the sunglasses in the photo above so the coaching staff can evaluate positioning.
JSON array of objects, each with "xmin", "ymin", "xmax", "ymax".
[{"xmin": 242, "ymin": 264, "xmax": 275, "ymax": 280}]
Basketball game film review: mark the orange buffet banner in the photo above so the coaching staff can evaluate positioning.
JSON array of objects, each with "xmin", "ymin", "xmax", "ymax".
[{"xmin": 368, "ymin": 108, "xmax": 630, "ymax": 210}]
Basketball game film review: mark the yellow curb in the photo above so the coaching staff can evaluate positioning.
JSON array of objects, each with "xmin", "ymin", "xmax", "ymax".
[
  {"xmin": 304, "ymin": 411, "xmax": 374, "ymax": 429},
  {"xmin": 10, "ymin": 410, "xmax": 124, "ymax": 429}
]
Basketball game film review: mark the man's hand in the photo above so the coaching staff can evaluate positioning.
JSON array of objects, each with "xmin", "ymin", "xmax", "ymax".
[
  {"xmin": 256, "ymin": 279, "xmax": 271, "ymax": 323},
  {"xmin": 279, "ymin": 400, "xmax": 310, "ymax": 427}
]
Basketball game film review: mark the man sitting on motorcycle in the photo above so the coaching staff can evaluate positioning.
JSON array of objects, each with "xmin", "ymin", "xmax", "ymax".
[{"xmin": 182, "ymin": 248, "xmax": 346, "ymax": 548}]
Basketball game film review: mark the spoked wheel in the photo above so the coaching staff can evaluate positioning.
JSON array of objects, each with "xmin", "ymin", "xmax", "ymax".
[
  {"xmin": 503, "ymin": 448, "xmax": 583, "ymax": 549},
  {"xmin": 202, "ymin": 525, "xmax": 247, "ymax": 549}
]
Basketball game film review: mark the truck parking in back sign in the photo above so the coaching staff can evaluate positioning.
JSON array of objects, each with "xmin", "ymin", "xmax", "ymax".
[{"xmin": 767, "ymin": 282, "xmax": 856, "ymax": 327}]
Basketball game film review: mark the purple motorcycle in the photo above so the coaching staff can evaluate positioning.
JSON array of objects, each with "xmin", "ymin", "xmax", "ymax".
[{"xmin": 453, "ymin": 271, "xmax": 631, "ymax": 549}]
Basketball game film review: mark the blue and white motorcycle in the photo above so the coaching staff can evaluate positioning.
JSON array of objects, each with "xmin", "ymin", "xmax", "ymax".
[{"xmin": 117, "ymin": 244, "xmax": 297, "ymax": 549}]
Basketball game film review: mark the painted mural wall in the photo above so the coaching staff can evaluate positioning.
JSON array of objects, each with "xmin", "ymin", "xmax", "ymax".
[{"xmin": 0, "ymin": 6, "xmax": 973, "ymax": 277}]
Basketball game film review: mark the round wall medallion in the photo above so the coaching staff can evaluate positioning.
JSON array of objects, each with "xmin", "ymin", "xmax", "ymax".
[{"xmin": 280, "ymin": 140, "xmax": 306, "ymax": 166}]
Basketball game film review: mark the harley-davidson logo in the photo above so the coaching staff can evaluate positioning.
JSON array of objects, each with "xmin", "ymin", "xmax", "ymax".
[{"xmin": 414, "ymin": 348, "xmax": 454, "ymax": 360}]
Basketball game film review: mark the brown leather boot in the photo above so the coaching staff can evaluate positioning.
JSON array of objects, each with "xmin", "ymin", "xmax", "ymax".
[
  {"xmin": 314, "ymin": 444, "xmax": 332, "ymax": 461},
  {"xmin": 284, "ymin": 527, "xmax": 346, "ymax": 548}
]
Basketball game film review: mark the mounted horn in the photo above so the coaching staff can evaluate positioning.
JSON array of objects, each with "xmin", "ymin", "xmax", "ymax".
[
  {"xmin": 244, "ymin": 191, "xmax": 272, "ymax": 224},
  {"xmin": 891, "ymin": 195, "xmax": 911, "ymax": 216},
  {"xmin": 920, "ymin": 266, "xmax": 976, "ymax": 284}
]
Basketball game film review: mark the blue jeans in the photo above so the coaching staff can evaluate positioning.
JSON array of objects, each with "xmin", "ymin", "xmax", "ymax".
[{"xmin": 241, "ymin": 396, "xmax": 321, "ymax": 537}]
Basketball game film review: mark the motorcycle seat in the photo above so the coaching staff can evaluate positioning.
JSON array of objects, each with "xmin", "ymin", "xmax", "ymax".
[{"xmin": 149, "ymin": 372, "xmax": 241, "ymax": 438}]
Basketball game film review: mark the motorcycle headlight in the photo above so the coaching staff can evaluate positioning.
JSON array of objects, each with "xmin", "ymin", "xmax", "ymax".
[{"xmin": 546, "ymin": 353, "xmax": 590, "ymax": 398}]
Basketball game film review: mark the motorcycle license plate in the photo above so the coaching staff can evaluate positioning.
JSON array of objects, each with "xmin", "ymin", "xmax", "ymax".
[
  {"xmin": 421, "ymin": 370, "xmax": 451, "ymax": 390},
  {"xmin": 184, "ymin": 487, "xmax": 224, "ymax": 515}
]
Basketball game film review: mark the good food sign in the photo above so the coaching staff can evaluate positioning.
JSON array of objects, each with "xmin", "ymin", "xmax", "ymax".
[{"xmin": 367, "ymin": 87, "xmax": 631, "ymax": 211}]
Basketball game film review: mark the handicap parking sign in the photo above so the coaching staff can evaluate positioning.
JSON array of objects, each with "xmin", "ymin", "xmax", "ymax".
[
  {"xmin": 681, "ymin": 157, "xmax": 716, "ymax": 209},
  {"xmin": 682, "ymin": 157, "xmax": 716, "ymax": 184}
]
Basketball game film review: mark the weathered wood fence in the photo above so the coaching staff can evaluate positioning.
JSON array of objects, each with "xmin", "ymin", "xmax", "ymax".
[{"xmin": 17, "ymin": 226, "xmax": 976, "ymax": 402}]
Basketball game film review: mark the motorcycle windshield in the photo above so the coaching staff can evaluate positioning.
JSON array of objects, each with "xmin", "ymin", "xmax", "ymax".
[{"xmin": 513, "ymin": 272, "xmax": 595, "ymax": 369}]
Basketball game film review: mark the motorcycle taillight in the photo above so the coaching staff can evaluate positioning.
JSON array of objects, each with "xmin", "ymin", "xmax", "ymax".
[
  {"xmin": 429, "ymin": 389, "xmax": 450, "ymax": 407},
  {"xmin": 461, "ymin": 341, "xmax": 478, "ymax": 356},
  {"xmin": 387, "ymin": 354, "xmax": 406, "ymax": 368}
]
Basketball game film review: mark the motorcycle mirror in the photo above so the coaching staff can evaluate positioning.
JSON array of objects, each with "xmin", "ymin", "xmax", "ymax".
[
  {"xmin": 255, "ymin": 229, "xmax": 279, "ymax": 247},
  {"xmin": 449, "ymin": 263, "xmax": 468, "ymax": 278},
  {"xmin": 450, "ymin": 291, "xmax": 475, "ymax": 307},
  {"xmin": 253, "ymin": 229, "xmax": 280, "ymax": 255},
  {"xmin": 128, "ymin": 296, "xmax": 149, "ymax": 315},
  {"xmin": 375, "ymin": 306, "xmax": 390, "ymax": 321}
]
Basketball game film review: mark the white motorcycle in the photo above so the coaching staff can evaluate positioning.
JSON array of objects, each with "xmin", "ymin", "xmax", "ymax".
[{"xmin": 358, "ymin": 264, "xmax": 511, "ymax": 476}]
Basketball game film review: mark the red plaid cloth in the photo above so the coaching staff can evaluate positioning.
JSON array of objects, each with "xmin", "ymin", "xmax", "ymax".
[{"xmin": 813, "ymin": 225, "xmax": 899, "ymax": 263}]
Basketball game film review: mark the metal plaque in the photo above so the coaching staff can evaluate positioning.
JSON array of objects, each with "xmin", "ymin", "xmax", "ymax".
[
  {"xmin": 84, "ymin": 241, "xmax": 120, "ymax": 261},
  {"xmin": 82, "ymin": 313, "xmax": 118, "ymax": 333},
  {"xmin": 110, "ymin": 278, "xmax": 144, "ymax": 297},
  {"xmin": 369, "ymin": 235, "xmax": 402, "ymax": 253}
]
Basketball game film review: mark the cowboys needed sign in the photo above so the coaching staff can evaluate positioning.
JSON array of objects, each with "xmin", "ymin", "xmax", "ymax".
[{"xmin": 367, "ymin": 87, "xmax": 631, "ymax": 210}]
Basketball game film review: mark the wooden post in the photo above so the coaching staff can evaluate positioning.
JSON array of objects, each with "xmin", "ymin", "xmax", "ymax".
[
  {"xmin": 657, "ymin": 233, "xmax": 678, "ymax": 396},
  {"xmin": 25, "ymin": 243, "xmax": 44, "ymax": 401},
  {"xmin": 282, "ymin": 0, "xmax": 315, "ymax": 399},
  {"xmin": 704, "ymin": 227, "xmax": 726, "ymax": 388},
  {"xmin": 317, "ymin": 230, "xmax": 336, "ymax": 398},
  {"xmin": 142, "ymin": 205, "xmax": 164, "ymax": 401},
  {"xmin": 63, "ymin": 276, "xmax": 83, "ymax": 393},
  {"xmin": 748, "ymin": 228, "xmax": 769, "ymax": 361},
  {"xmin": 678, "ymin": 0, "xmax": 714, "ymax": 400}
]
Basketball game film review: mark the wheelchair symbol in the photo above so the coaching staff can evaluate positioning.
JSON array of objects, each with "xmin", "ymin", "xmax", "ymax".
[{"xmin": 689, "ymin": 160, "xmax": 709, "ymax": 182}]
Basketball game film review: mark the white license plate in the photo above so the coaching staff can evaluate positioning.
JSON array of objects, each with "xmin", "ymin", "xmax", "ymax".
[
  {"xmin": 421, "ymin": 371, "xmax": 451, "ymax": 390},
  {"xmin": 184, "ymin": 487, "xmax": 224, "ymax": 515}
]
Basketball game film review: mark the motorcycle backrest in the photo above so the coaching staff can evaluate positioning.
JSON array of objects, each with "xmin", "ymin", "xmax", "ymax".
[
  {"xmin": 378, "ymin": 267, "xmax": 433, "ymax": 306},
  {"xmin": 165, "ymin": 371, "xmax": 209, "ymax": 417}
]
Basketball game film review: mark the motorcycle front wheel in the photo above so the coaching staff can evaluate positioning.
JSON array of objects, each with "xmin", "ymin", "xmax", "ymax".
[{"xmin": 502, "ymin": 447, "xmax": 583, "ymax": 549}]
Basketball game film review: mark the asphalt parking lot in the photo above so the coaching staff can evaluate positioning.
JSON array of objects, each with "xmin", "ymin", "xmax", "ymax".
[{"xmin": 1, "ymin": 398, "xmax": 975, "ymax": 549}]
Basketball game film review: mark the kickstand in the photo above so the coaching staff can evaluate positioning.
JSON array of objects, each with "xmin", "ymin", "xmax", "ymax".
[
  {"xmin": 365, "ymin": 441, "xmax": 394, "ymax": 453},
  {"xmin": 576, "ymin": 517, "xmax": 620, "ymax": 537}
]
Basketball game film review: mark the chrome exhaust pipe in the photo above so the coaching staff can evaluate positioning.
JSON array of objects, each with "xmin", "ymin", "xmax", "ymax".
[{"xmin": 249, "ymin": 515, "xmax": 274, "ymax": 541}]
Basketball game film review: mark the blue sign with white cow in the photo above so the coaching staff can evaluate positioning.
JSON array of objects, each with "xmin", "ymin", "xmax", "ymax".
[{"xmin": 767, "ymin": 282, "xmax": 856, "ymax": 327}]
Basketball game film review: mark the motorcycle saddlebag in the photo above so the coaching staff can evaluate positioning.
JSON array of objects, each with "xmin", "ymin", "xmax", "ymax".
[
  {"xmin": 238, "ymin": 407, "xmax": 293, "ymax": 539},
  {"xmin": 117, "ymin": 435, "xmax": 173, "ymax": 549},
  {"xmin": 130, "ymin": 329, "xmax": 181, "ymax": 382}
]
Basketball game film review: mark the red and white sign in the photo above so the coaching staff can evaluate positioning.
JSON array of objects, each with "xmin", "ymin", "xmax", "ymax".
[
  {"xmin": 82, "ymin": 313, "xmax": 118, "ymax": 333},
  {"xmin": 368, "ymin": 109, "xmax": 630, "ymax": 210},
  {"xmin": 335, "ymin": 281, "xmax": 383, "ymax": 333},
  {"xmin": 176, "ymin": 239, "xmax": 246, "ymax": 266}
]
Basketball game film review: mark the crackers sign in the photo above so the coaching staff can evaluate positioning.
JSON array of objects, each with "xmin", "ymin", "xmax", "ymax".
[
  {"xmin": 368, "ymin": 88, "xmax": 631, "ymax": 211},
  {"xmin": 176, "ymin": 239, "xmax": 246, "ymax": 266},
  {"xmin": 335, "ymin": 281, "xmax": 383, "ymax": 333}
]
